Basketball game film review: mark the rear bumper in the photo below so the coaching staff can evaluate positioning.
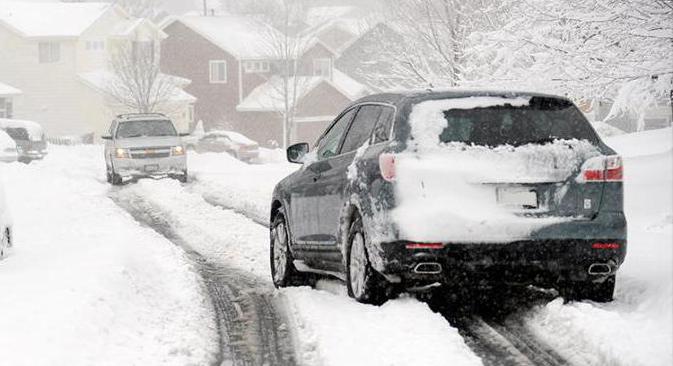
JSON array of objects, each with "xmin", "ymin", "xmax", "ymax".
[
  {"xmin": 372, "ymin": 212, "xmax": 627, "ymax": 287},
  {"xmin": 113, "ymin": 155, "xmax": 187, "ymax": 178}
]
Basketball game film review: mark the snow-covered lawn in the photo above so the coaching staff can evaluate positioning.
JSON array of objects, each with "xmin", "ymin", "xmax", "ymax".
[
  {"xmin": 0, "ymin": 147, "xmax": 217, "ymax": 366},
  {"xmin": 524, "ymin": 127, "xmax": 673, "ymax": 366}
]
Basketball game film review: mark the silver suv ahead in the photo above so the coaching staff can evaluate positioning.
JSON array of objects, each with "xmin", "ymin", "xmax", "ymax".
[{"xmin": 103, "ymin": 113, "xmax": 187, "ymax": 185}]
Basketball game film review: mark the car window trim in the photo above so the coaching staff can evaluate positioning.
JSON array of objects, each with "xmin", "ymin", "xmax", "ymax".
[
  {"xmin": 314, "ymin": 105, "xmax": 360, "ymax": 160},
  {"xmin": 366, "ymin": 103, "xmax": 397, "ymax": 146}
]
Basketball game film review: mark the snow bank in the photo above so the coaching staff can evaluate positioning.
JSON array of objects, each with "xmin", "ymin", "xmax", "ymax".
[
  {"xmin": 0, "ymin": 146, "xmax": 217, "ymax": 365},
  {"xmin": 283, "ymin": 287, "xmax": 482, "ymax": 366},
  {"xmin": 392, "ymin": 140, "xmax": 598, "ymax": 242},
  {"xmin": 524, "ymin": 129, "xmax": 673, "ymax": 366},
  {"xmin": 188, "ymin": 151, "xmax": 297, "ymax": 224}
]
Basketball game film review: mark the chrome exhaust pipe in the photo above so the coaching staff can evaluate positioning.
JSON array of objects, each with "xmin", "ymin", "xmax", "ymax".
[
  {"xmin": 588, "ymin": 263, "xmax": 612, "ymax": 275},
  {"xmin": 413, "ymin": 262, "xmax": 442, "ymax": 274}
]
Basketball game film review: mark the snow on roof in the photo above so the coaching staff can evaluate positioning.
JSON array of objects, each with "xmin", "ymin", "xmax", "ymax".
[
  {"xmin": 237, "ymin": 71, "xmax": 368, "ymax": 113},
  {"xmin": 170, "ymin": 15, "xmax": 278, "ymax": 59},
  {"xmin": 0, "ymin": 118, "xmax": 44, "ymax": 140},
  {"xmin": 237, "ymin": 76, "xmax": 323, "ymax": 112},
  {"xmin": 0, "ymin": 1, "xmax": 110, "ymax": 38},
  {"xmin": 0, "ymin": 81, "xmax": 21, "ymax": 96},
  {"xmin": 78, "ymin": 71, "xmax": 196, "ymax": 102}
]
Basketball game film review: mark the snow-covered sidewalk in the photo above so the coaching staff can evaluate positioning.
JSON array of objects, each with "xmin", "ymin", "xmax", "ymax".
[{"xmin": 0, "ymin": 146, "xmax": 217, "ymax": 365}]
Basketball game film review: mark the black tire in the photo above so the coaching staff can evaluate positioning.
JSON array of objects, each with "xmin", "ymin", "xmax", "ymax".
[
  {"xmin": 110, "ymin": 169, "xmax": 122, "ymax": 186},
  {"xmin": 270, "ymin": 212, "xmax": 313, "ymax": 288},
  {"xmin": 561, "ymin": 275, "xmax": 615, "ymax": 303},
  {"xmin": 345, "ymin": 214, "xmax": 387, "ymax": 305}
]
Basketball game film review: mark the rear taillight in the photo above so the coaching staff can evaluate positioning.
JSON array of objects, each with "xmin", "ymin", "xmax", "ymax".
[
  {"xmin": 580, "ymin": 155, "xmax": 623, "ymax": 182},
  {"xmin": 406, "ymin": 242, "xmax": 444, "ymax": 249},
  {"xmin": 379, "ymin": 153, "xmax": 396, "ymax": 181},
  {"xmin": 592, "ymin": 242, "xmax": 620, "ymax": 249}
]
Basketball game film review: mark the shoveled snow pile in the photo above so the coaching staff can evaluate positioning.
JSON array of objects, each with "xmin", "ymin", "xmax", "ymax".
[
  {"xmin": 524, "ymin": 127, "xmax": 673, "ymax": 366},
  {"xmin": 283, "ymin": 287, "xmax": 482, "ymax": 366},
  {"xmin": 0, "ymin": 146, "xmax": 217, "ymax": 365},
  {"xmin": 189, "ymin": 151, "xmax": 297, "ymax": 224}
]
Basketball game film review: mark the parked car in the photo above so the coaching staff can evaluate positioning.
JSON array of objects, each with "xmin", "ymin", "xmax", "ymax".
[
  {"xmin": 0, "ymin": 178, "xmax": 12, "ymax": 259},
  {"xmin": 103, "ymin": 113, "xmax": 188, "ymax": 185},
  {"xmin": 0, "ymin": 130, "xmax": 18, "ymax": 163},
  {"xmin": 269, "ymin": 90, "xmax": 626, "ymax": 304},
  {"xmin": 193, "ymin": 130, "xmax": 260, "ymax": 162},
  {"xmin": 0, "ymin": 118, "xmax": 48, "ymax": 163}
]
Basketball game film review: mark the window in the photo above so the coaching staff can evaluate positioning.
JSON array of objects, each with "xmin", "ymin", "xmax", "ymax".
[
  {"xmin": 0, "ymin": 98, "xmax": 11, "ymax": 118},
  {"xmin": 341, "ymin": 105, "xmax": 382, "ymax": 153},
  {"xmin": 209, "ymin": 60, "xmax": 227, "ymax": 83},
  {"xmin": 313, "ymin": 58, "xmax": 332, "ymax": 78},
  {"xmin": 315, "ymin": 108, "xmax": 356, "ymax": 159},
  {"xmin": 132, "ymin": 41, "xmax": 154, "ymax": 61},
  {"xmin": 116, "ymin": 120, "xmax": 177, "ymax": 139},
  {"xmin": 244, "ymin": 60, "xmax": 270, "ymax": 73},
  {"xmin": 372, "ymin": 106, "xmax": 395, "ymax": 143},
  {"xmin": 86, "ymin": 40, "xmax": 105, "ymax": 51},
  {"xmin": 38, "ymin": 42, "xmax": 60, "ymax": 63}
]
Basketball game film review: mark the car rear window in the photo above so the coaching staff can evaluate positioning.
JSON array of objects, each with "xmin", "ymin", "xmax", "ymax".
[
  {"xmin": 434, "ymin": 97, "xmax": 598, "ymax": 147},
  {"xmin": 116, "ymin": 120, "xmax": 177, "ymax": 139}
]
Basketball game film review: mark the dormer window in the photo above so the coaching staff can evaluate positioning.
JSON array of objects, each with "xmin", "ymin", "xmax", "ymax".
[
  {"xmin": 244, "ymin": 61, "xmax": 270, "ymax": 73},
  {"xmin": 313, "ymin": 58, "xmax": 332, "ymax": 78}
]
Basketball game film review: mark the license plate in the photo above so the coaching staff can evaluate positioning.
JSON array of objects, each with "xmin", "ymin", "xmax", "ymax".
[
  {"xmin": 497, "ymin": 187, "xmax": 538, "ymax": 209},
  {"xmin": 144, "ymin": 164, "xmax": 159, "ymax": 172}
]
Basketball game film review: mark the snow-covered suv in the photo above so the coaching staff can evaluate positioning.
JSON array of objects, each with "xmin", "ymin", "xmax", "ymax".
[
  {"xmin": 270, "ymin": 90, "xmax": 626, "ymax": 304},
  {"xmin": 103, "ymin": 113, "xmax": 187, "ymax": 185}
]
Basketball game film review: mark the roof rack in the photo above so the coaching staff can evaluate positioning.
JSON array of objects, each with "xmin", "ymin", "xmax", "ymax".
[{"xmin": 115, "ymin": 113, "xmax": 168, "ymax": 120}]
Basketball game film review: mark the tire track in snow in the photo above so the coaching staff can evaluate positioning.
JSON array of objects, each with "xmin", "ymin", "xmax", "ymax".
[{"xmin": 110, "ymin": 186, "xmax": 296, "ymax": 366}]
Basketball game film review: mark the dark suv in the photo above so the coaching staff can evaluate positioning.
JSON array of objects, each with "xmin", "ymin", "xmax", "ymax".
[{"xmin": 270, "ymin": 90, "xmax": 626, "ymax": 304}]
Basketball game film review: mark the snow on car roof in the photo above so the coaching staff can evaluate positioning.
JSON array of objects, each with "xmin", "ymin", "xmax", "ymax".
[
  {"xmin": 0, "ymin": 118, "xmax": 44, "ymax": 140},
  {"xmin": 0, "ymin": 1, "xmax": 110, "ymax": 38},
  {"xmin": 0, "ymin": 129, "xmax": 16, "ymax": 148},
  {"xmin": 207, "ymin": 130, "xmax": 257, "ymax": 145}
]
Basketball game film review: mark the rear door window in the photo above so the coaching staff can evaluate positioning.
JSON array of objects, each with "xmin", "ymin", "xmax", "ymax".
[
  {"xmin": 340, "ymin": 105, "xmax": 382, "ymax": 153},
  {"xmin": 372, "ymin": 106, "xmax": 395, "ymax": 143}
]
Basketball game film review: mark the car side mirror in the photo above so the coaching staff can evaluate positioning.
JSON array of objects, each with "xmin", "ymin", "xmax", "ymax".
[
  {"xmin": 101, "ymin": 135, "xmax": 112, "ymax": 140},
  {"xmin": 287, "ymin": 142, "xmax": 309, "ymax": 164}
]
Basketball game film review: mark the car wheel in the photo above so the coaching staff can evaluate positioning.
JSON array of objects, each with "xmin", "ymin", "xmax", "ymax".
[
  {"xmin": 270, "ymin": 212, "xmax": 312, "ymax": 288},
  {"xmin": 561, "ymin": 275, "xmax": 615, "ymax": 303},
  {"xmin": 110, "ymin": 169, "xmax": 122, "ymax": 186},
  {"xmin": 346, "ymin": 214, "xmax": 387, "ymax": 305}
]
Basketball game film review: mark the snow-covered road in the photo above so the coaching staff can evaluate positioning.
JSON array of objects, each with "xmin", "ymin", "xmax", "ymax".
[{"xmin": 0, "ymin": 128, "xmax": 670, "ymax": 366}]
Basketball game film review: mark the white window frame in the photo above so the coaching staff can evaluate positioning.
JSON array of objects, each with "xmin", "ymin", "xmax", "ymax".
[
  {"xmin": 38, "ymin": 42, "xmax": 60, "ymax": 63},
  {"xmin": 209, "ymin": 60, "xmax": 228, "ymax": 83},
  {"xmin": 313, "ymin": 58, "xmax": 332, "ymax": 78},
  {"xmin": 244, "ymin": 60, "xmax": 270, "ymax": 73}
]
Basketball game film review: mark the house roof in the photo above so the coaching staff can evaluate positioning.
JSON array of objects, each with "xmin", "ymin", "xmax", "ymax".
[
  {"xmin": 236, "ymin": 70, "xmax": 369, "ymax": 113},
  {"xmin": 0, "ymin": 1, "xmax": 111, "ymax": 38},
  {"xmin": 165, "ymin": 15, "xmax": 279, "ymax": 59},
  {"xmin": 78, "ymin": 71, "xmax": 196, "ymax": 103},
  {"xmin": 0, "ymin": 81, "xmax": 21, "ymax": 96}
]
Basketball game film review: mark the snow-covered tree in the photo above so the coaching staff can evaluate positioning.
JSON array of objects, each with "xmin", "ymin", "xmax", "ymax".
[{"xmin": 463, "ymin": 0, "xmax": 673, "ymax": 129}]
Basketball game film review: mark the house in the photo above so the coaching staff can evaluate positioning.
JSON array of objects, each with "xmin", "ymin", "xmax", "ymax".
[
  {"xmin": 160, "ymin": 13, "xmax": 368, "ymax": 147},
  {"xmin": 0, "ymin": 81, "xmax": 21, "ymax": 119},
  {"xmin": 0, "ymin": 1, "xmax": 195, "ymax": 139}
]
